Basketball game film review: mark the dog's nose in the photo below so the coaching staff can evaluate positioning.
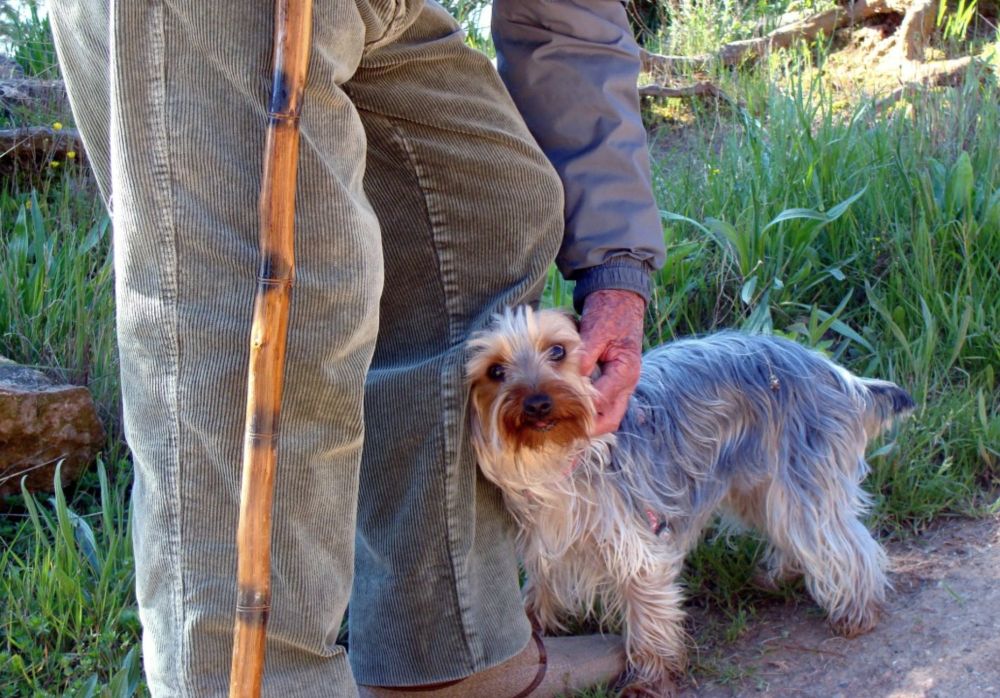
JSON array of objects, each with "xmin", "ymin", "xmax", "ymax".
[{"xmin": 522, "ymin": 393, "xmax": 553, "ymax": 419}]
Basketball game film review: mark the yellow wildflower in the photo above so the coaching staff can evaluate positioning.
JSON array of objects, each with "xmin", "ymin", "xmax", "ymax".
[
  {"xmin": 66, "ymin": 151, "xmax": 77, "ymax": 160},
  {"xmin": 53, "ymin": 121, "xmax": 63, "ymax": 131}
]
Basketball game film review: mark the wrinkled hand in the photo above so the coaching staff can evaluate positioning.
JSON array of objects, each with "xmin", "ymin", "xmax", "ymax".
[{"xmin": 577, "ymin": 289, "xmax": 645, "ymax": 436}]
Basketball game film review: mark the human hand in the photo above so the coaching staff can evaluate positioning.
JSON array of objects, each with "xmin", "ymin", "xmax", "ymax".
[{"xmin": 577, "ymin": 289, "xmax": 645, "ymax": 436}]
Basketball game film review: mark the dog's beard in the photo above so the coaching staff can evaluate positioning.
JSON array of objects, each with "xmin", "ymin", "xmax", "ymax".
[
  {"xmin": 496, "ymin": 382, "xmax": 594, "ymax": 453},
  {"xmin": 472, "ymin": 383, "xmax": 594, "ymax": 492}
]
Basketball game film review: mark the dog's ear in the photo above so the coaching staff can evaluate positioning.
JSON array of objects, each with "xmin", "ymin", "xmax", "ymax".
[
  {"xmin": 562, "ymin": 307, "xmax": 581, "ymax": 331},
  {"xmin": 536, "ymin": 306, "xmax": 580, "ymax": 331}
]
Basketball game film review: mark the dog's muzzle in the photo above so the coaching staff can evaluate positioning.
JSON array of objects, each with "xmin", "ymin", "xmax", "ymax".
[{"xmin": 522, "ymin": 392, "xmax": 556, "ymax": 431}]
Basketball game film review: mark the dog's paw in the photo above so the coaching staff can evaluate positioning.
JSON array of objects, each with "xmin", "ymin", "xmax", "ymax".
[
  {"xmin": 524, "ymin": 592, "xmax": 568, "ymax": 635},
  {"xmin": 613, "ymin": 667, "xmax": 678, "ymax": 698},
  {"xmin": 750, "ymin": 565, "xmax": 802, "ymax": 593},
  {"xmin": 830, "ymin": 602, "xmax": 883, "ymax": 638}
]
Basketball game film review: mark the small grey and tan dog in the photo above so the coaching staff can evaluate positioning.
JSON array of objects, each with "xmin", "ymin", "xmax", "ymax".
[{"xmin": 465, "ymin": 306, "xmax": 914, "ymax": 696}]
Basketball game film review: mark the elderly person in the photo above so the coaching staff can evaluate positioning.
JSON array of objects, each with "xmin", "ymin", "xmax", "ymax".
[{"xmin": 50, "ymin": 0, "xmax": 664, "ymax": 694}]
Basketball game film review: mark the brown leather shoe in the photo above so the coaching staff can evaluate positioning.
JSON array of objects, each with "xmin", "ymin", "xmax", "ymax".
[{"xmin": 358, "ymin": 632, "xmax": 625, "ymax": 698}]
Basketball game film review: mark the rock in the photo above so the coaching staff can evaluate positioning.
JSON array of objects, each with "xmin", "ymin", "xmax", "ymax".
[{"xmin": 0, "ymin": 357, "xmax": 104, "ymax": 496}]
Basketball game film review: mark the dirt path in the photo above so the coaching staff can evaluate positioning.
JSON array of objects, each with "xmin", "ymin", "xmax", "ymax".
[{"xmin": 681, "ymin": 516, "xmax": 1000, "ymax": 697}]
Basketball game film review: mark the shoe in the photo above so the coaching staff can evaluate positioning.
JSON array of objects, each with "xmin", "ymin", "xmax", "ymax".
[{"xmin": 358, "ymin": 631, "xmax": 625, "ymax": 697}]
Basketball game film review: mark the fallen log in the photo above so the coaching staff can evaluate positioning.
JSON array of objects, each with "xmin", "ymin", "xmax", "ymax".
[
  {"xmin": 0, "ymin": 78, "xmax": 68, "ymax": 114},
  {"xmin": 874, "ymin": 55, "xmax": 989, "ymax": 110},
  {"xmin": 0, "ymin": 126, "xmax": 86, "ymax": 175},
  {"xmin": 641, "ymin": 0, "xmax": 897, "ymax": 73},
  {"xmin": 0, "ymin": 126, "xmax": 83, "ymax": 161},
  {"xmin": 638, "ymin": 81, "xmax": 734, "ymax": 101}
]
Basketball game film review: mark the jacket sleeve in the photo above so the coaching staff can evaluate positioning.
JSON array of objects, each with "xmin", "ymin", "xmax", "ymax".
[{"xmin": 492, "ymin": 0, "xmax": 665, "ymax": 311}]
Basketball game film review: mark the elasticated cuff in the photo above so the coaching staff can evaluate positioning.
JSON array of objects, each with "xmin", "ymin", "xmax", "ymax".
[{"xmin": 571, "ymin": 257, "xmax": 654, "ymax": 312}]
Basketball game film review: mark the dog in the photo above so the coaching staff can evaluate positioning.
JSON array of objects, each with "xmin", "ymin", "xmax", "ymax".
[{"xmin": 465, "ymin": 306, "xmax": 914, "ymax": 695}]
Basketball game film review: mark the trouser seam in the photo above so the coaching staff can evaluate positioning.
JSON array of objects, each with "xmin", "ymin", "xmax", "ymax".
[
  {"xmin": 144, "ymin": 2, "xmax": 188, "ymax": 694},
  {"xmin": 363, "ymin": 110, "xmax": 484, "ymax": 670}
]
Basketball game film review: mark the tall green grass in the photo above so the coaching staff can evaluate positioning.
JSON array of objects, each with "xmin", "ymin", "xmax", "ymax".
[
  {"xmin": 645, "ymin": 60, "xmax": 998, "ymax": 531},
  {"xmin": 0, "ymin": 172, "xmax": 119, "ymax": 432},
  {"xmin": 1, "ymin": 460, "xmax": 142, "ymax": 697},
  {"xmin": 1, "ymin": 7, "xmax": 132, "ymax": 693},
  {"xmin": 0, "ymin": 0, "xmax": 57, "ymax": 77}
]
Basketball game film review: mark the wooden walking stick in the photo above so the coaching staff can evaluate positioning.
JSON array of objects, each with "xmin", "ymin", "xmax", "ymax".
[{"xmin": 230, "ymin": 0, "xmax": 313, "ymax": 694}]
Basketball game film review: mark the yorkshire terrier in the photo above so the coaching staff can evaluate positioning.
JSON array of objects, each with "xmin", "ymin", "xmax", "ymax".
[{"xmin": 465, "ymin": 306, "xmax": 914, "ymax": 696}]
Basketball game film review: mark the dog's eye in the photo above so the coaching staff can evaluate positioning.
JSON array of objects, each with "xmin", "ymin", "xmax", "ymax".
[
  {"xmin": 548, "ymin": 344, "xmax": 566, "ymax": 362},
  {"xmin": 487, "ymin": 363, "xmax": 506, "ymax": 381}
]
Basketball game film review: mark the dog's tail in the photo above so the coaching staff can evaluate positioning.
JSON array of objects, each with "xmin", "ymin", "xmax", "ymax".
[{"xmin": 859, "ymin": 378, "xmax": 915, "ymax": 438}]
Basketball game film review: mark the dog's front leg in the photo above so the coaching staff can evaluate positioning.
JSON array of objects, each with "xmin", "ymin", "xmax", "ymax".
[
  {"xmin": 522, "ymin": 550, "xmax": 572, "ymax": 634},
  {"xmin": 610, "ymin": 549, "xmax": 688, "ymax": 697}
]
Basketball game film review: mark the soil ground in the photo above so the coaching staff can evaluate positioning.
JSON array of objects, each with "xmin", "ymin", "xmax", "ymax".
[{"xmin": 679, "ymin": 515, "xmax": 1000, "ymax": 697}]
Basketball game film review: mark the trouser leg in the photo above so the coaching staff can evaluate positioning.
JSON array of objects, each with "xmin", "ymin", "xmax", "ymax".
[
  {"xmin": 345, "ymin": 2, "xmax": 565, "ymax": 686},
  {"xmin": 50, "ymin": 0, "xmax": 400, "ymax": 694}
]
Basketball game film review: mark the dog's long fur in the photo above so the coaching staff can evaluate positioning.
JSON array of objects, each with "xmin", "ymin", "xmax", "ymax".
[{"xmin": 465, "ymin": 307, "xmax": 914, "ymax": 695}]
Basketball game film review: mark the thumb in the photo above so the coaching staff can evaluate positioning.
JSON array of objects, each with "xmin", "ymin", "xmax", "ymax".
[{"xmin": 577, "ymin": 332, "xmax": 605, "ymax": 378}]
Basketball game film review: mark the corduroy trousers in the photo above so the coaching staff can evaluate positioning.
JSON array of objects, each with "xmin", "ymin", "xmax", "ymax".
[{"xmin": 50, "ymin": 0, "xmax": 563, "ymax": 694}]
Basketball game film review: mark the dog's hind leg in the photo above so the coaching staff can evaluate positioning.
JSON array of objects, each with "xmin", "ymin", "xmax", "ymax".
[
  {"xmin": 752, "ymin": 544, "xmax": 804, "ymax": 591},
  {"xmin": 724, "ymin": 488, "xmax": 803, "ymax": 590},
  {"xmin": 763, "ymin": 465, "xmax": 889, "ymax": 637}
]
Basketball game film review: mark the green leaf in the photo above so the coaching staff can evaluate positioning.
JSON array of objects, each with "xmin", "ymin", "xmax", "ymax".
[
  {"xmin": 80, "ymin": 674, "xmax": 99, "ymax": 698},
  {"xmin": 868, "ymin": 442, "xmax": 897, "ymax": 459},
  {"xmin": 30, "ymin": 190, "xmax": 48, "ymax": 266},
  {"xmin": 761, "ymin": 187, "xmax": 867, "ymax": 234},
  {"xmin": 20, "ymin": 477, "xmax": 54, "ymax": 546},
  {"xmin": 740, "ymin": 275, "xmax": 758, "ymax": 304},
  {"xmin": 945, "ymin": 151, "xmax": 973, "ymax": 215},
  {"xmin": 743, "ymin": 289, "xmax": 773, "ymax": 334},
  {"xmin": 825, "ymin": 186, "xmax": 869, "ymax": 219},
  {"xmin": 942, "ymin": 298, "xmax": 972, "ymax": 373},
  {"xmin": 106, "ymin": 646, "xmax": 141, "ymax": 698},
  {"xmin": 660, "ymin": 209, "xmax": 712, "ymax": 238},
  {"xmin": 706, "ymin": 217, "xmax": 751, "ymax": 273},
  {"xmin": 10, "ymin": 203, "xmax": 30, "ymax": 255},
  {"xmin": 983, "ymin": 189, "xmax": 1000, "ymax": 231},
  {"xmin": 827, "ymin": 317, "xmax": 875, "ymax": 352},
  {"xmin": 762, "ymin": 207, "xmax": 830, "ymax": 229},
  {"xmin": 67, "ymin": 506, "xmax": 100, "ymax": 574},
  {"xmin": 866, "ymin": 283, "xmax": 915, "ymax": 364},
  {"xmin": 80, "ymin": 216, "xmax": 110, "ymax": 255}
]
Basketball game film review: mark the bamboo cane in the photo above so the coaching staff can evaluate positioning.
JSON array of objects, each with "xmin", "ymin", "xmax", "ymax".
[{"xmin": 230, "ymin": 0, "xmax": 313, "ymax": 694}]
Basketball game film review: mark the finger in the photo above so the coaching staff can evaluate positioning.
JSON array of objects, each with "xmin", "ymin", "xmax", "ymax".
[
  {"xmin": 590, "ymin": 366, "xmax": 637, "ymax": 435},
  {"xmin": 592, "ymin": 363, "xmax": 634, "ymax": 400},
  {"xmin": 593, "ymin": 349, "xmax": 642, "ymax": 394},
  {"xmin": 577, "ymin": 289, "xmax": 646, "ymax": 376},
  {"xmin": 592, "ymin": 385, "xmax": 632, "ymax": 435},
  {"xmin": 576, "ymin": 329, "xmax": 605, "ymax": 377}
]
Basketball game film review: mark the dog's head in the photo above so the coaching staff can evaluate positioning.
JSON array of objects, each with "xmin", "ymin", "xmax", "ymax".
[{"xmin": 465, "ymin": 306, "xmax": 597, "ymax": 487}]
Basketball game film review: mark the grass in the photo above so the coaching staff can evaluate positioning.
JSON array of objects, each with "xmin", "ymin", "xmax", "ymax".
[
  {"xmin": 1, "ymin": 460, "xmax": 141, "ymax": 697},
  {"xmin": 0, "ymin": 175, "xmax": 119, "ymax": 429},
  {"xmin": 2, "ymin": 0, "xmax": 998, "ymax": 694},
  {"xmin": 645, "ymin": 55, "xmax": 999, "ymax": 528},
  {"xmin": 0, "ymin": 0, "xmax": 57, "ymax": 78}
]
